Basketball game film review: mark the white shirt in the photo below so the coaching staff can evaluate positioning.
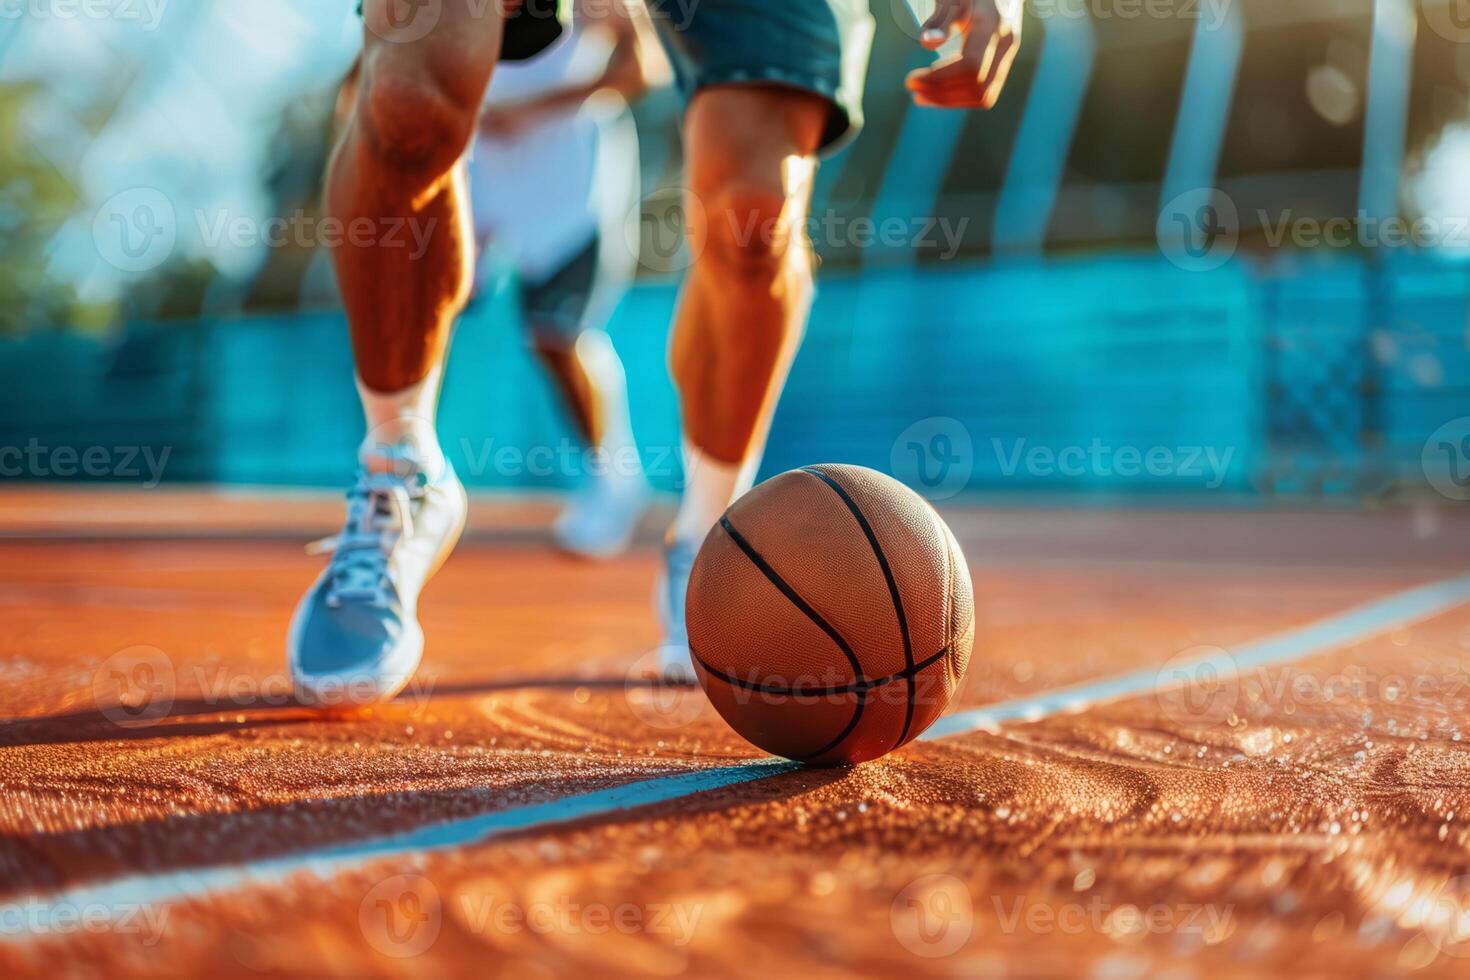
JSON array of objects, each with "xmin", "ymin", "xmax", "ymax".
[{"xmin": 468, "ymin": 24, "xmax": 639, "ymax": 282}]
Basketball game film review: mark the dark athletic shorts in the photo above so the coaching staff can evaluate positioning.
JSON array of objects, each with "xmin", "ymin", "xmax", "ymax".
[
  {"xmin": 357, "ymin": 0, "xmax": 566, "ymax": 61},
  {"xmin": 360, "ymin": 1, "xmax": 874, "ymax": 153},
  {"xmin": 647, "ymin": 0, "xmax": 876, "ymax": 154},
  {"xmin": 518, "ymin": 236, "xmax": 602, "ymax": 339}
]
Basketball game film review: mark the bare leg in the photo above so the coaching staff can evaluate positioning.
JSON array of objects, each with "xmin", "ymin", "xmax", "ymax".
[
  {"xmin": 288, "ymin": 3, "xmax": 507, "ymax": 705},
  {"xmin": 669, "ymin": 86, "xmax": 829, "ymax": 469},
  {"xmin": 534, "ymin": 325, "xmax": 649, "ymax": 559},
  {"xmin": 531, "ymin": 331, "xmax": 604, "ymax": 446},
  {"xmin": 328, "ymin": 1, "xmax": 505, "ymax": 394},
  {"xmin": 655, "ymin": 85, "xmax": 831, "ymax": 678}
]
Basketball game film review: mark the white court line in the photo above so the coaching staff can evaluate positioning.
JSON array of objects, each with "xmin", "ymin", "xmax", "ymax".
[
  {"xmin": 5, "ymin": 572, "xmax": 1470, "ymax": 939},
  {"xmin": 926, "ymin": 571, "xmax": 1470, "ymax": 737}
]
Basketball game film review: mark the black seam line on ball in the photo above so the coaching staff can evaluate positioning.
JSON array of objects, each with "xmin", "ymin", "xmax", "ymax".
[
  {"xmin": 798, "ymin": 467, "xmax": 919, "ymax": 746},
  {"xmin": 716, "ymin": 516, "xmax": 867, "ymax": 684},
  {"xmin": 801, "ymin": 701, "xmax": 867, "ymax": 762},
  {"xmin": 715, "ymin": 513, "xmax": 868, "ymax": 762},
  {"xmin": 689, "ymin": 644, "xmax": 949, "ymax": 697},
  {"xmin": 693, "ymin": 646, "xmax": 864, "ymax": 769}
]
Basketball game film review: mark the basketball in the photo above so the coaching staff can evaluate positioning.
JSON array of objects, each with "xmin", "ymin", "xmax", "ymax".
[{"xmin": 686, "ymin": 464, "xmax": 974, "ymax": 765}]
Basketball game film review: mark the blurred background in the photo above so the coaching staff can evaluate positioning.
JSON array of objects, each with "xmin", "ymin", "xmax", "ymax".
[{"xmin": 2, "ymin": 0, "xmax": 1469, "ymax": 505}]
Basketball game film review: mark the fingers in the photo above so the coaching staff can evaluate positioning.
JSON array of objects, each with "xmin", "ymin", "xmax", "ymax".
[
  {"xmin": 906, "ymin": 72, "xmax": 991, "ymax": 109},
  {"xmin": 978, "ymin": 26, "xmax": 1021, "ymax": 108},
  {"xmin": 972, "ymin": 18, "xmax": 1002, "ymax": 84},
  {"xmin": 919, "ymin": 0, "xmax": 973, "ymax": 49},
  {"xmin": 906, "ymin": 1, "xmax": 1021, "ymax": 110},
  {"xmin": 907, "ymin": 49, "xmax": 981, "ymax": 87}
]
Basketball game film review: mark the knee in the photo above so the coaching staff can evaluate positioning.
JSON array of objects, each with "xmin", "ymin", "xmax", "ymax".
[
  {"xmin": 697, "ymin": 182, "xmax": 810, "ymax": 286},
  {"xmin": 354, "ymin": 61, "xmax": 477, "ymax": 184}
]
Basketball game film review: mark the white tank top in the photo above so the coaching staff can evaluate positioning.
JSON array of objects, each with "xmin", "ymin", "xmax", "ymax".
[
  {"xmin": 468, "ymin": 24, "xmax": 638, "ymax": 281},
  {"xmin": 483, "ymin": 20, "xmax": 611, "ymax": 108}
]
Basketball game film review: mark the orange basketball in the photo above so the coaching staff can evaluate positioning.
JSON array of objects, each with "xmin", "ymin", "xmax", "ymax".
[{"xmin": 687, "ymin": 464, "xmax": 974, "ymax": 765}]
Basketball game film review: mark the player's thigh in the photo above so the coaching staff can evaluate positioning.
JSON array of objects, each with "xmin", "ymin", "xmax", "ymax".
[
  {"xmin": 358, "ymin": 0, "xmax": 505, "ymax": 126},
  {"xmin": 682, "ymin": 86, "xmax": 834, "ymax": 205}
]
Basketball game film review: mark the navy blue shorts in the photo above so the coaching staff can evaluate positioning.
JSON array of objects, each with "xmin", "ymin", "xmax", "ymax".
[
  {"xmin": 518, "ymin": 237, "xmax": 601, "ymax": 339},
  {"xmin": 357, "ymin": 0, "xmax": 566, "ymax": 61},
  {"xmin": 647, "ymin": 0, "xmax": 876, "ymax": 155}
]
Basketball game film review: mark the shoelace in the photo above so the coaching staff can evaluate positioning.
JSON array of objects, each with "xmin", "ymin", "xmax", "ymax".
[{"xmin": 308, "ymin": 471, "xmax": 424, "ymax": 609}]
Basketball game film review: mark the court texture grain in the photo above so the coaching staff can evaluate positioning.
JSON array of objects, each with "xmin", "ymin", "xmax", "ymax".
[{"xmin": 2, "ymin": 488, "xmax": 1469, "ymax": 979}]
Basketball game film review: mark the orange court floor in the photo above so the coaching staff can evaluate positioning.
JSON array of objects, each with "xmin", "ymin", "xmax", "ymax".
[{"xmin": 2, "ymin": 488, "xmax": 1469, "ymax": 979}]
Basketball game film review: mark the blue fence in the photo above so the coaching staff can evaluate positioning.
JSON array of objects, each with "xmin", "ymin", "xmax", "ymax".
[{"xmin": 2, "ymin": 251, "xmax": 1467, "ymax": 499}]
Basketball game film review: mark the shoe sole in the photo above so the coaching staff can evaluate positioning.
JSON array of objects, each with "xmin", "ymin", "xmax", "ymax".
[{"xmin": 288, "ymin": 476, "xmax": 468, "ymax": 706}]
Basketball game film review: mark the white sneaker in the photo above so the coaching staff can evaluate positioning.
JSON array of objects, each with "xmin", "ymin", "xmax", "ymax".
[
  {"xmin": 650, "ymin": 536, "xmax": 699, "ymax": 684},
  {"xmin": 553, "ymin": 469, "xmax": 650, "ymax": 560},
  {"xmin": 287, "ymin": 456, "xmax": 466, "ymax": 705}
]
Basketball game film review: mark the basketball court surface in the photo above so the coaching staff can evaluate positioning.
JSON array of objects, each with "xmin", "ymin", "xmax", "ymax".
[{"xmin": 3, "ymin": 489, "xmax": 1469, "ymax": 978}]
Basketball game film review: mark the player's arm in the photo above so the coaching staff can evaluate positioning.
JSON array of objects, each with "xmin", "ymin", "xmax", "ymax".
[
  {"xmin": 479, "ymin": 0, "xmax": 670, "ymax": 137},
  {"xmin": 905, "ymin": 0, "xmax": 1024, "ymax": 110},
  {"xmin": 578, "ymin": 0, "xmax": 671, "ymax": 105}
]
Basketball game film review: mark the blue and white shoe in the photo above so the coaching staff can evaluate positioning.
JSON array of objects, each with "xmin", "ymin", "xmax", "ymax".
[
  {"xmin": 552, "ymin": 469, "xmax": 650, "ymax": 560},
  {"xmin": 288, "ymin": 458, "xmax": 467, "ymax": 705},
  {"xmin": 651, "ymin": 537, "xmax": 699, "ymax": 684}
]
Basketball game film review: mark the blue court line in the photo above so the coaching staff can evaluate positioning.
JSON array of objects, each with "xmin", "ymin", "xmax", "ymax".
[
  {"xmin": 1, "ymin": 759, "xmax": 800, "ymax": 938},
  {"xmin": 926, "ymin": 571, "xmax": 1470, "ymax": 738},
  {"xmin": 5, "ymin": 572, "xmax": 1470, "ymax": 937}
]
